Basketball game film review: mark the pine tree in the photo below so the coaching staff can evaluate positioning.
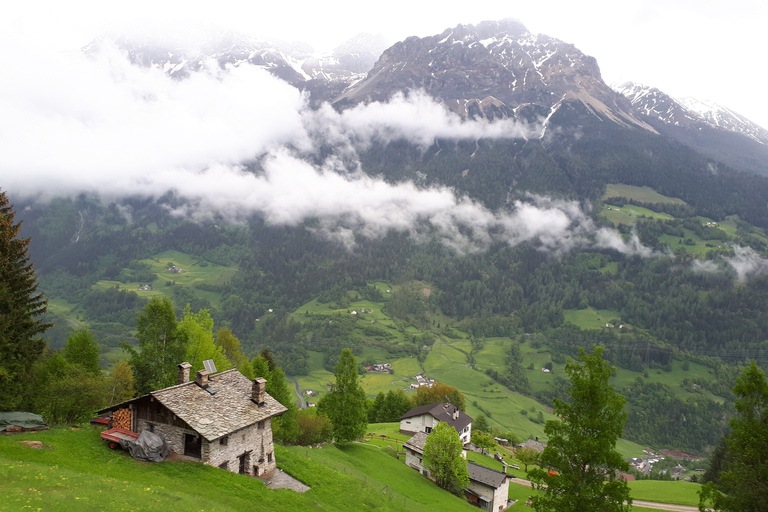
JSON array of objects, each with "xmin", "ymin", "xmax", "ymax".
[
  {"xmin": 0, "ymin": 191, "xmax": 50, "ymax": 410},
  {"xmin": 318, "ymin": 348, "xmax": 368, "ymax": 444}
]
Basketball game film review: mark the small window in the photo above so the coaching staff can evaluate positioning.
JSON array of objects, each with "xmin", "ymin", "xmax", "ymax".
[
  {"xmin": 220, "ymin": 435, "xmax": 228, "ymax": 446},
  {"xmin": 258, "ymin": 420, "xmax": 265, "ymax": 430},
  {"xmin": 267, "ymin": 452, "xmax": 273, "ymax": 463},
  {"xmin": 147, "ymin": 423, "xmax": 155, "ymax": 433},
  {"xmin": 219, "ymin": 461, "xmax": 228, "ymax": 470},
  {"xmin": 424, "ymin": 427, "xmax": 432, "ymax": 434}
]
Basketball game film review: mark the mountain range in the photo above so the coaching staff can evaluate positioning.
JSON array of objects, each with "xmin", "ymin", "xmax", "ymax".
[{"xmin": 89, "ymin": 19, "xmax": 767, "ymax": 180}]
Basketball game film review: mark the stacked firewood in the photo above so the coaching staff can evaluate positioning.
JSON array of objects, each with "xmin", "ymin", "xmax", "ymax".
[{"xmin": 112, "ymin": 408, "xmax": 131, "ymax": 430}]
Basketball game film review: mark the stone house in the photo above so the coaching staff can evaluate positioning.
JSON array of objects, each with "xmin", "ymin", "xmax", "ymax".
[
  {"xmin": 399, "ymin": 402, "xmax": 473, "ymax": 444},
  {"xmin": 403, "ymin": 431, "xmax": 431, "ymax": 476},
  {"xmin": 465, "ymin": 461, "xmax": 511, "ymax": 511},
  {"xmin": 98, "ymin": 363, "xmax": 287, "ymax": 476}
]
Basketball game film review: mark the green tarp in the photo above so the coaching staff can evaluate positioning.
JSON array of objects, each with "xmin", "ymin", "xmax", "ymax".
[{"xmin": 0, "ymin": 412, "xmax": 47, "ymax": 431}]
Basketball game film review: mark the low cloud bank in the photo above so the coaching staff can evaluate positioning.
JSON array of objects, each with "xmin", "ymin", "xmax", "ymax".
[
  {"xmin": 691, "ymin": 245, "xmax": 768, "ymax": 281},
  {"xmin": 1, "ymin": 40, "xmax": 644, "ymax": 256}
]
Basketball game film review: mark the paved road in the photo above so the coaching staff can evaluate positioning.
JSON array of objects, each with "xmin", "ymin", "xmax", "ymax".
[
  {"xmin": 288, "ymin": 377, "xmax": 306, "ymax": 408},
  {"xmin": 509, "ymin": 478, "xmax": 699, "ymax": 512}
]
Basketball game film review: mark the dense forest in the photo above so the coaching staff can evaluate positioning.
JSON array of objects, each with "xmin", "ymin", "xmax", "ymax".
[{"xmin": 10, "ymin": 116, "xmax": 768, "ymax": 454}]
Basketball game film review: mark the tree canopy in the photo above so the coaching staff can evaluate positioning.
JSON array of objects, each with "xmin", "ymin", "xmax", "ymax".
[
  {"xmin": 423, "ymin": 421, "xmax": 469, "ymax": 495},
  {"xmin": 318, "ymin": 348, "xmax": 367, "ymax": 444},
  {"xmin": 699, "ymin": 361, "xmax": 768, "ymax": 512},
  {"xmin": 125, "ymin": 297, "xmax": 188, "ymax": 394},
  {"xmin": 529, "ymin": 346, "xmax": 631, "ymax": 512}
]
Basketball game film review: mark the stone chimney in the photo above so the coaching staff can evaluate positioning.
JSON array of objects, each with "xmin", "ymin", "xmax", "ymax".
[
  {"xmin": 178, "ymin": 362, "xmax": 192, "ymax": 385},
  {"xmin": 252, "ymin": 377, "xmax": 267, "ymax": 405},
  {"xmin": 502, "ymin": 463, "xmax": 507, "ymax": 474},
  {"xmin": 453, "ymin": 408, "xmax": 460, "ymax": 420},
  {"xmin": 195, "ymin": 369, "xmax": 210, "ymax": 388}
]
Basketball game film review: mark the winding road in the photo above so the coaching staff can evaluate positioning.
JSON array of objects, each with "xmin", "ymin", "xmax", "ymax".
[{"xmin": 288, "ymin": 377, "xmax": 306, "ymax": 408}]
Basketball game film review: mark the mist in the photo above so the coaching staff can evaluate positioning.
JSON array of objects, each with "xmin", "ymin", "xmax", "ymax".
[{"xmin": 0, "ymin": 40, "xmax": 647, "ymax": 256}]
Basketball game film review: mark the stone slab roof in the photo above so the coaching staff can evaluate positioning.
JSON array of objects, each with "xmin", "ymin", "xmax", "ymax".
[
  {"xmin": 467, "ymin": 461, "xmax": 507, "ymax": 488},
  {"xmin": 400, "ymin": 402, "xmax": 473, "ymax": 433},
  {"xmin": 98, "ymin": 369, "xmax": 287, "ymax": 442},
  {"xmin": 404, "ymin": 432, "xmax": 429, "ymax": 455}
]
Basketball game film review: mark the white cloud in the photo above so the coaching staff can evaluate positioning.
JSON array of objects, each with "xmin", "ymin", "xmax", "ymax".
[{"xmin": 0, "ymin": 42, "xmax": 650, "ymax": 257}]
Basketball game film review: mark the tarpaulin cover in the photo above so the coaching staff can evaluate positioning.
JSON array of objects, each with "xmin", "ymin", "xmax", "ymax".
[
  {"xmin": 0, "ymin": 412, "xmax": 47, "ymax": 431},
  {"xmin": 119, "ymin": 430, "xmax": 169, "ymax": 462}
]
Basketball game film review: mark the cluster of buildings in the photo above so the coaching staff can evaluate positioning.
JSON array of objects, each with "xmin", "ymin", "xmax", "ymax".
[
  {"xmin": 400, "ymin": 403, "xmax": 515, "ymax": 511},
  {"xmin": 408, "ymin": 372, "xmax": 435, "ymax": 390},
  {"xmin": 365, "ymin": 363, "xmax": 392, "ymax": 372}
]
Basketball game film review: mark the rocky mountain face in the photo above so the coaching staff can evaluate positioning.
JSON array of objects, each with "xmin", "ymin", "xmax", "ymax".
[
  {"xmin": 615, "ymin": 82, "xmax": 768, "ymax": 145},
  {"xmin": 333, "ymin": 19, "xmax": 653, "ymax": 132},
  {"xmin": 614, "ymin": 82, "xmax": 768, "ymax": 175},
  {"xmin": 83, "ymin": 27, "xmax": 389, "ymax": 102}
]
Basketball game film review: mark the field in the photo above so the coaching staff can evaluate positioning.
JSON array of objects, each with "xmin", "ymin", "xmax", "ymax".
[
  {"xmin": 602, "ymin": 184, "xmax": 686, "ymax": 205},
  {"xmin": 92, "ymin": 250, "xmax": 238, "ymax": 309}
]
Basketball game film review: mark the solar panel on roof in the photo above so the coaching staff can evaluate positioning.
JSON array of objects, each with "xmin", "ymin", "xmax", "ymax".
[{"xmin": 203, "ymin": 359, "xmax": 217, "ymax": 374}]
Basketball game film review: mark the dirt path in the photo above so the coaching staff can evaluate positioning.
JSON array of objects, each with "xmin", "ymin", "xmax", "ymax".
[{"xmin": 509, "ymin": 478, "xmax": 699, "ymax": 511}]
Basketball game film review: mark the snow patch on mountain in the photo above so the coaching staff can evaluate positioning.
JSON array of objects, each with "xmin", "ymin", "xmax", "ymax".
[{"xmin": 614, "ymin": 81, "xmax": 768, "ymax": 144}]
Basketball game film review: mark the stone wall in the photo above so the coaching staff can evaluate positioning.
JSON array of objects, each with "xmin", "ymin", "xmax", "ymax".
[
  {"xmin": 136, "ymin": 418, "xmax": 197, "ymax": 456},
  {"xmin": 205, "ymin": 418, "xmax": 277, "ymax": 476}
]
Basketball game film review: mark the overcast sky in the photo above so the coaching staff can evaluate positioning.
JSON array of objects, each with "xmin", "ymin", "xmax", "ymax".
[{"xmin": 3, "ymin": 0, "xmax": 766, "ymax": 128}]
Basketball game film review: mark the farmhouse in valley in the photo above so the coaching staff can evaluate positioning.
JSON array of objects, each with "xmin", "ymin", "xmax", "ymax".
[
  {"xmin": 97, "ymin": 363, "xmax": 287, "ymax": 476},
  {"xmin": 399, "ymin": 402, "xmax": 473, "ymax": 444}
]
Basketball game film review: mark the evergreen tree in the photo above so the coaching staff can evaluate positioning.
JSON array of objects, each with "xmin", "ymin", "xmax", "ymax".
[
  {"xmin": 529, "ymin": 346, "xmax": 631, "ymax": 512},
  {"xmin": 318, "ymin": 348, "xmax": 368, "ymax": 444},
  {"xmin": 369, "ymin": 391, "xmax": 386, "ymax": 422},
  {"xmin": 252, "ymin": 355, "xmax": 299, "ymax": 444},
  {"xmin": 0, "ymin": 191, "xmax": 50, "ymax": 410},
  {"xmin": 62, "ymin": 328, "xmax": 101, "ymax": 376},
  {"xmin": 423, "ymin": 421, "xmax": 470, "ymax": 495},
  {"xmin": 699, "ymin": 361, "xmax": 768, "ymax": 512},
  {"xmin": 125, "ymin": 297, "xmax": 188, "ymax": 395}
]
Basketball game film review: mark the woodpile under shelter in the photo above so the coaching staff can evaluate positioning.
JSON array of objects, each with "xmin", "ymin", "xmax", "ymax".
[{"xmin": 97, "ymin": 363, "xmax": 287, "ymax": 477}]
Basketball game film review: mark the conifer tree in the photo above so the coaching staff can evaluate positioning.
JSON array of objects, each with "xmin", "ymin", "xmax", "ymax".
[
  {"xmin": 0, "ymin": 191, "xmax": 50, "ymax": 410},
  {"xmin": 318, "ymin": 348, "xmax": 367, "ymax": 444}
]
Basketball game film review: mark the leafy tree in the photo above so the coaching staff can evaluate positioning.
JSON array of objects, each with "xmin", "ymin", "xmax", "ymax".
[
  {"xmin": 516, "ymin": 446, "xmax": 542, "ymax": 472},
  {"xmin": 423, "ymin": 421, "xmax": 470, "ymax": 495},
  {"xmin": 179, "ymin": 305, "xmax": 230, "ymax": 374},
  {"xmin": 318, "ymin": 348, "xmax": 368, "ymax": 444},
  {"xmin": 31, "ymin": 353, "xmax": 108, "ymax": 424},
  {"xmin": 62, "ymin": 328, "xmax": 101, "ymax": 376},
  {"xmin": 105, "ymin": 359, "xmax": 136, "ymax": 403},
  {"xmin": 412, "ymin": 382, "xmax": 465, "ymax": 410},
  {"xmin": 529, "ymin": 346, "xmax": 631, "ymax": 512},
  {"xmin": 215, "ymin": 327, "xmax": 252, "ymax": 378},
  {"xmin": 472, "ymin": 430, "xmax": 497, "ymax": 453},
  {"xmin": 698, "ymin": 361, "xmax": 768, "ymax": 512},
  {"xmin": 369, "ymin": 391, "xmax": 386, "ymax": 422},
  {"xmin": 0, "ymin": 191, "xmax": 50, "ymax": 410},
  {"xmin": 295, "ymin": 408, "xmax": 334, "ymax": 446},
  {"xmin": 125, "ymin": 297, "xmax": 188, "ymax": 395}
]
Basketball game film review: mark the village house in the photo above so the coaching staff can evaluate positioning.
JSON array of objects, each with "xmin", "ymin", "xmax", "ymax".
[
  {"xmin": 465, "ymin": 461, "xmax": 512, "ymax": 511},
  {"xmin": 403, "ymin": 433, "xmax": 510, "ymax": 511},
  {"xmin": 97, "ymin": 363, "xmax": 287, "ymax": 477},
  {"xmin": 399, "ymin": 403, "xmax": 473, "ymax": 445}
]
